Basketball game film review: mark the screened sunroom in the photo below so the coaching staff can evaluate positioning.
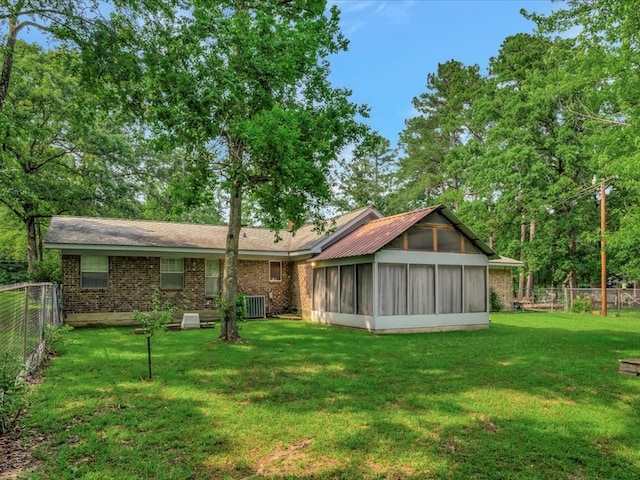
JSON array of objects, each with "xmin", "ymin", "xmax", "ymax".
[{"xmin": 310, "ymin": 206, "xmax": 496, "ymax": 333}]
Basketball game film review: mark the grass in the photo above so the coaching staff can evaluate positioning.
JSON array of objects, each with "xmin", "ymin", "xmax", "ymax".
[{"xmin": 19, "ymin": 312, "xmax": 640, "ymax": 479}]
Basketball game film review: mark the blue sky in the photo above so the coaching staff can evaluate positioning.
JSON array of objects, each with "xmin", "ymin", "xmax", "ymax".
[{"xmin": 327, "ymin": 0, "xmax": 556, "ymax": 146}]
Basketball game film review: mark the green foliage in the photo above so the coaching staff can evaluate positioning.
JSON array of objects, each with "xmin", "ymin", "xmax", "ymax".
[
  {"xmin": 490, "ymin": 288, "xmax": 503, "ymax": 312},
  {"xmin": 29, "ymin": 252, "xmax": 62, "ymax": 284},
  {"xmin": 133, "ymin": 286, "xmax": 178, "ymax": 337},
  {"xmin": 571, "ymin": 295, "xmax": 594, "ymax": 314},
  {"xmin": 0, "ymin": 260, "xmax": 28, "ymax": 285},
  {"xmin": 44, "ymin": 324, "xmax": 75, "ymax": 356},
  {"xmin": 0, "ymin": 353, "xmax": 27, "ymax": 435},
  {"xmin": 215, "ymin": 292, "xmax": 249, "ymax": 324}
]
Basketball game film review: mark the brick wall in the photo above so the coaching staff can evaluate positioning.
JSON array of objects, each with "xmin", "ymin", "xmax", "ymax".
[
  {"xmin": 62, "ymin": 255, "xmax": 295, "ymax": 316},
  {"xmin": 489, "ymin": 267, "xmax": 515, "ymax": 311},
  {"xmin": 290, "ymin": 261, "xmax": 313, "ymax": 317},
  {"xmin": 236, "ymin": 259, "xmax": 291, "ymax": 314},
  {"xmin": 62, "ymin": 255, "xmax": 215, "ymax": 314}
]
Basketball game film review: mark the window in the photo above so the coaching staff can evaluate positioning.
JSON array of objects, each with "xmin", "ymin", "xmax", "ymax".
[
  {"xmin": 160, "ymin": 258, "xmax": 183, "ymax": 289},
  {"xmin": 438, "ymin": 265, "xmax": 462, "ymax": 313},
  {"xmin": 81, "ymin": 256, "xmax": 108, "ymax": 289},
  {"xmin": 205, "ymin": 259, "xmax": 220, "ymax": 297},
  {"xmin": 465, "ymin": 266, "xmax": 487, "ymax": 313},
  {"xmin": 407, "ymin": 226, "xmax": 435, "ymax": 251},
  {"xmin": 408, "ymin": 264, "xmax": 435, "ymax": 315},
  {"xmin": 356, "ymin": 264, "xmax": 373, "ymax": 316},
  {"xmin": 378, "ymin": 263, "xmax": 407, "ymax": 316},
  {"xmin": 325, "ymin": 266, "xmax": 340, "ymax": 312},
  {"xmin": 438, "ymin": 229, "xmax": 463, "ymax": 253},
  {"xmin": 269, "ymin": 261, "xmax": 282, "ymax": 282},
  {"xmin": 340, "ymin": 265, "xmax": 355, "ymax": 314}
]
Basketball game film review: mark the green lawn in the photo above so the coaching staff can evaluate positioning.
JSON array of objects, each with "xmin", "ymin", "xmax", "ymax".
[{"xmin": 22, "ymin": 312, "xmax": 640, "ymax": 479}]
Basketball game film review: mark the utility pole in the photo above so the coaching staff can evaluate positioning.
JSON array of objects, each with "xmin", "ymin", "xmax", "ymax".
[{"xmin": 601, "ymin": 181, "xmax": 607, "ymax": 317}]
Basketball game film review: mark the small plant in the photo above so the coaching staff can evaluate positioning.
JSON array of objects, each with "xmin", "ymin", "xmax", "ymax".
[
  {"xmin": 44, "ymin": 324, "xmax": 74, "ymax": 356},
  {"xmin": 490, "ymin": 288, "xmax": 503, "ymax": 312},
  {"xmin": 571, "ymin": 295, "xmax": 593, "ymax": 314},
  {"xmin": 133, "ymin": 286, "xmax": 178, "ymax": 380},
  {"xmin": 215, "ymin": 292, "xmax": 250, "ymax": 323},
  {"xmin": 0, "ymin": 353, "xmax": 27, "ymax": 435}
]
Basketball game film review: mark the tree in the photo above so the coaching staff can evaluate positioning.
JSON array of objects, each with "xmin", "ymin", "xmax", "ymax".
[
  {"xmin": 529, "ymin": 1, "xmax": 640, "ymax": 283},
  {"xmin": 395, "ymin": 60, "xmax": 486, "ymax": 213},
  {"xmin": 334, "ymin": 134, "xmax": 395, "ymax": 214},
  {"xmin": 0, "ymin": 41, "xmax": 142, "ymax": 273},
  {"xmin": 139, "ymin": 1, "xmax": 367, "ymax": 341},
  {"xmin": 477, "ymin": 33, "xmax": 598, "ymax": 293}
]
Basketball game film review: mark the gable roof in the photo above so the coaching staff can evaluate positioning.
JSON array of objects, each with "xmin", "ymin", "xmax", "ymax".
[
  {"xmin": 44, "ymin": 205, "xmax": 383, "ymax": 258},
  {"xmin": 312, "ymin": 205, "xmax": 496, "ymax": 261}
]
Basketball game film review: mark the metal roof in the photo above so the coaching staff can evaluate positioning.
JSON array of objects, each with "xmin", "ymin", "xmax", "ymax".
[{"xmin": 312, "ymin": 205, "xmax": 496, "ymax": 261}]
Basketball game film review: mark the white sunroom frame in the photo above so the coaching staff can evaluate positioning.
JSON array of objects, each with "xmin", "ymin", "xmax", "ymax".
[{"xmin": 311, "ymin": 249, "xmax": 490, "ymax": 333}]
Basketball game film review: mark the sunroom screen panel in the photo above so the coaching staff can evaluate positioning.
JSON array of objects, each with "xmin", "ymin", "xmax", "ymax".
[
  {"xmin": 356, "ymin": 264, "xmax": 373, "ymax": 316},
  {"xmin": 465, "ymin": 266, "xmax": 487, "ymax": 312},
  {"xmin": 313, "ymin": 268, "xmax": 325, "ymax": 312},
  {"xmin": 326, "ymin": 266, "xmax": 340, "ymax": 313},
  {"xmin": 378, "ymin": 263, "xmax": 407, "ymax": 316},
  {"xmin": 340, "ymin": 265, "xmax": 355, "ymax": 314},
  {"xmin": 409, "ymin": 264, "xmax": 435, "ymax": 314},
  {"xmin": 438, "ymin": 265, "xmax": 462, "ymax": 313}
]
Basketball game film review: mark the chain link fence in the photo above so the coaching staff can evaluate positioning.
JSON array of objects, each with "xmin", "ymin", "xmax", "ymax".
[
  {"xmin": 0, "ymin": 282, "xmax": 62, "ymax": 372},
  {"xmin": 563, "ymin": 287, "xmax": 640, "ymax": 314}
]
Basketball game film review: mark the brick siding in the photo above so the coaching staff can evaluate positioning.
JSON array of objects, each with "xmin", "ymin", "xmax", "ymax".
[
  {"xmin": 290, "ymin": 261, "xmax": 313, "ymax": 317},
  {"xmin": 62, "ymin": 255, "xmax": 294, "ymax": 316},
  {"xmin": 489, "ymin": 267, "xmax": 515, "ymax": 311}
]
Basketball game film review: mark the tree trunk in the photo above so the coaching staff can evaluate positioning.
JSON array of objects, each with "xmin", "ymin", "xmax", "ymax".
[
  {"xmin": 25, "ymin": 216, "xmax": 38, "ymax": 276},
  {"xmin": 518, "ymin": 214, "xmax": 526, "ymax": 300},
  {"xmin": 220, "ymin": 172, "xmax": 243, "ymax": 341},
  {"xmin": 526, "ymin": 218, "xmax": 536, "ymax": 299},
  {"xmin": 0, "ymin": 17, "xmax": 18, "ymax": 113}
]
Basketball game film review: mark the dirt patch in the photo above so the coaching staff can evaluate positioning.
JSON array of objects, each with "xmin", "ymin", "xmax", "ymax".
[{"xmin": 0, "ymin": 428, "xmax": 47, "ymax": 479}]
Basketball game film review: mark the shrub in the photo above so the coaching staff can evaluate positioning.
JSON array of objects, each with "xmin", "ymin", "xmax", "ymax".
[
  {"xmin": 44, "ymin": 324, "xmax": 74, "ymax": 356},
  {"xmin": 490, "ymin": 288, "xmax": 503, "ymax": 312},
  {"xmin": 571, "ymin": 295, "xmax": 593, "ymax": 313}
]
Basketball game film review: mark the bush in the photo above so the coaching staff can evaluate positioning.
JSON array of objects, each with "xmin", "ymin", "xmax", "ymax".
[
  {"xmin": 29, "ymin": 253, "xmax": 62, "ymax": 283},
  {"xmin": 490, "ymin": 288, "xmax": 503, "ymax": 312},
  {"xmin": 571, "ymin": 295, "xmax": 593, "ymax": 313},
  {"xmin": 44, "ymin": 324, "xmax": 74, "ymax": 355}
]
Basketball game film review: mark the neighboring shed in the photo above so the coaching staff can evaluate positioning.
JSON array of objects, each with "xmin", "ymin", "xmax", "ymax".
[{"xmin": 309, "ymin": 206, "xmax": 497, "ymax": 333}]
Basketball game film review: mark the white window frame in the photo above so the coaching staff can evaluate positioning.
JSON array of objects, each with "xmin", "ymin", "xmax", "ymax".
[
  {"xmin": 205, "ymin": 259, "xmax": 221, "ymax": 297},
  {"xmin": 269, "ymin": 261, "xmax": 282, "ymax": 282},
  {"xmin": 160, "ymin": 258, "xmax": 184, "ymax": 290},
  {"xmin": 81, "ymin": 255, "xmax": 108, "ymax": 289}
]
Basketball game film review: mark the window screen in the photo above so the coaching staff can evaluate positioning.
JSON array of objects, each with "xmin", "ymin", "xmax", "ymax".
[
  {"xmin": 205, "ymin": 259, "xmax": 220, "ymax": 297},
  {"xmin": 161, "ymin": 258, "xmax": 183, "ymax": 289},
  {"xmin": 408, "ymin": 264, "xmax": 435, "ymax": 314},
  {"xmin": 356, "ymin": 264, "xmax": 373, "ymax": 316},
  {"xmin": 81, "ymin": 256, "xmax": 108, "ymax": 289},
  {"xmin": 437, "ymin": 229, "xmax": 462, "ymax": 252},
  {"xmin": 325, "ymin": 266, "xmax": 340, "ymax": 312},
  {"xmin": 378, "ymin": 263, "xmax": 407, "ymax": 316},
  {"xmin": 465, "ymin": 266, "xmax": 487, "ymax": 312},
  {"xmin": 269, "ymin": 261, "xmax": 282, "ymax": 282},
  {"xmin": 340, "ymin": 265, "xmax": 355, "ymax": 314},
  {"xmin": 438, "ymin": 265, "xmax": 462, "ymax": 313}
]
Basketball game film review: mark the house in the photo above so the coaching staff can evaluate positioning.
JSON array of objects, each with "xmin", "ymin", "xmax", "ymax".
[{"xmin": 44, "ymin": 205, "xmax": 500, "ymax": 332}]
